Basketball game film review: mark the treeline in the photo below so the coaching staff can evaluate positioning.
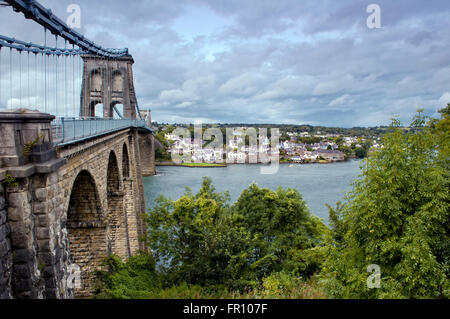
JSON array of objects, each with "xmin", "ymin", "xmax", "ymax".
[
  {"xmin": 95, "ymin": 107, "xmax": 449, "ymax": 299},
  {"xmin": 153, "ymin": 122, "xmax": 390, "ymax": 139}
]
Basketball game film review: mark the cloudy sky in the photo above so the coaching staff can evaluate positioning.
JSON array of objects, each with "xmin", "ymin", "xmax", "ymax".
[{"xmin": 1, "ymin": 0, "xmax": 449, "ymax": 127}]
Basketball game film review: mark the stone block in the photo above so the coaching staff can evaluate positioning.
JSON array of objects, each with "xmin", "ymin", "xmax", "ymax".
[
  {"xmin": 47, "ymin": 173, "xmax": 58, "ymax": 185},
  {"xmin": 0, "ymin": 196, "xmax": 5, "ymax": 210},
  {"xmin": 0, "ymin": 224, "xmax": 8, "ymax": 240},
  {"xmin": 0, "ymin": 210, "xmax": 7, "ymax": 224},
  {"xmin": 37, "ymin": 215, "xmax": 49, "ymax": 227},
  {"xmin": 7, "ymin": 206, "xmax": 29, "ymax": 223},
  {"xmin": 33, "ymin": 202, "xmax": 48, "ymax": 214},
  {"xmin": 42, "ymin": 265, "xmax": 56, "ymax": 278},
  {"xmin": 36, "ymin": 227, "xmax": 50, "ymax": 240},
  {"xmin": 14, "ymin": 278, "xmax": 33, "ymax": 292},
  {"xmin": 0, "ymin": 239, "xmax": 11, "ymax": 257},
  {"xmin": 10, "ymin": 232, "xmax": 32, "ymax": 250},
  {"xmin": 2, "ymin": 251, "xmax": 12, "ymax": 269},
  {"xmin": 14, "ymin": 264, "xmax": 32, "ymax": 279},
  {"xmin": 13, "ymin": 249, "xmax": 35, "ymax": 264},
  {"xmin": 35, "ymin": 188, "xmax": 47, "ymax": 202},
  {"xmin": 37, "ymin": 239, "xmax": 51, "ymax": 253},
  {"xmin": 7, "ymin": 192, "xmax": 27, "ymax": 209}
]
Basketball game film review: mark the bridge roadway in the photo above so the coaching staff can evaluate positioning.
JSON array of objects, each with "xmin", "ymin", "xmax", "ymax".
[{"xmin": 0, "ymin": 109, "xmax": 155, "ymax": 298}]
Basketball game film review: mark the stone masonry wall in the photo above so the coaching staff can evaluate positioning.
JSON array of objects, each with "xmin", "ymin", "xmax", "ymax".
[
  {"xmin": 0, "ymin": 127, "xmax": 151, "ymax": 298},
  {"xmin": 56, "ymin": 128, "xmax": 149, "ymax": 297},
  {"xmin": 138, "ymin": 131, "xmax": 156, "ymax": 176},
  {"xmin": 0, "ymin": 181, "xmax": 13, "ymax": 299}
]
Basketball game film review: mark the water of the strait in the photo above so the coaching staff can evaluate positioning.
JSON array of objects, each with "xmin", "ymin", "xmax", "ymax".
[{"xmin": 143, "ymin": 159, "xmax": 363, "ymax": 224}]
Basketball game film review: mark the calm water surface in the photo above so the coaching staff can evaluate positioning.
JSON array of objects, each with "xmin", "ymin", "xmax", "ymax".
[{"xmin": 143, "ymin": 160, "xmax": 363, "ymax": 223}]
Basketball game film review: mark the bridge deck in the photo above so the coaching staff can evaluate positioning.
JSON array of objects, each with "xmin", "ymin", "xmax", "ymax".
[{"xmin": 52, "ymin": 118, "xmax": 153, "ymax": 146}]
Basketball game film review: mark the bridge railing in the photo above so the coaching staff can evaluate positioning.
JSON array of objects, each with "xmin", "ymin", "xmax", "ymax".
[{"xmin": 52, "ymin": 117, "xmax": 151, "ymax": 146}]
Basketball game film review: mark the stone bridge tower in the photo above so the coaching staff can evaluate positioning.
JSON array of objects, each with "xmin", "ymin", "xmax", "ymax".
[
  {"xmin": 80, "ymin": 54, "xmax": 138, "ymax": 119},
  {"xmin": 79, "ymin": 54, "xmax": 156, "ymax": 176}
]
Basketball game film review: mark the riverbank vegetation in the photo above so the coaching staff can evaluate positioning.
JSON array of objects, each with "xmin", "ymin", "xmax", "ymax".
[{"xmin": 94, "ymin": 108, "xmax": 449, "ymax": 299}]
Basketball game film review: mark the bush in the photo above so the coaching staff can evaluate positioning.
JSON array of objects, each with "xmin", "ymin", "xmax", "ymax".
[
  {"xmin": 93, "ymin": 252, "xmax": 160, "ymax": 299},
  {"xmin": 321, "ymin": 110, "xmax": 450, "ymax": 299}
]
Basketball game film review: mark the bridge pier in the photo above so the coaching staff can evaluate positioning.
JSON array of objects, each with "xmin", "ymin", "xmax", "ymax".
[
  {"xmin": 0, "ymin": 109, "xmax": 70, "ymax": 299},
  {"xmin": 138, "ymin": 131, "xmax": 156, "ymax": 176},
  {"xmin": 0, "ymin": 110, "xmax": 151, "ymax": 299}
]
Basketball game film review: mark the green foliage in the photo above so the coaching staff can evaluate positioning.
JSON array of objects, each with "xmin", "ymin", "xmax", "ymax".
[
  {"xmin": 146, "ymin": 178, "xmax": 254, "ymax": 288},
  {"xmin": 337, "ymin": 144, "xmax": 352, "ymax": 158},
  {"xmin": 145, "ymin": 178, "xmax": 328, "ymax": 292},
  {"xmin": 280, "ymin": 133, "xmax": 290, "ymax": 142},
  {"xmin": 93, "ymin": 252, "xmax": 160, "ymax": 299},
  {"xmin": 94, "ymin": 109, "xmax": 449, "ymax": 299},
  {"xmin": 297, "ymin": 136, "xmax": 321, "ymax": 144},
  {"xmin": 5, "ymin": 173, "xmax": 19, "ymax": 188},
  {"xmin": 233, "ymin": 184, "xmax": 329, "ymax": 278},
  {"xmin": 154, "ymin": 125, "xmax": 176, "ymax": 161},
  {"xmin": 322, "ymin": 110, "xmax": 450, "ymax": 299},
  {"xmin": 354, "ymin": 147, "xmax": 367, "ymax": 158},
  {"xmin": 326, "ymin": 202, "xmax": 346, "ymax": 245},
  {"xmin": 23, "ymin": 136, "xmax": 39, "ymax": 156}
]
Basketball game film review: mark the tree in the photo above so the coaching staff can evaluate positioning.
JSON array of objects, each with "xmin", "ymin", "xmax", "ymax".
[
  {"xmin": 145, "ymin": 178, "xmax": 329, "ymax": 290},
  {"xmin": 354, "ymin": 147, "xmax": 367, "ymax": 158},
  {"xmin": 145, "ymin": 178, "xmax": 256, "ymax": 288},
  {"xmin": 322, "ymin": 110, "xmax": 450, "ymax": 298},
  {"xmin": 233, "ymin": 184, "xmax": 328, "ymax": 278},
  {"xmin": 280, "ymin": 133, "xmax": 290, "ymax": 142}
]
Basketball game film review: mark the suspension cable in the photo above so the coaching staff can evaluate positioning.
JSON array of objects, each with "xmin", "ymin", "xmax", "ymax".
[
  {"xmin": 27, "ymin": 51, "xmax": 30, "ymax": 107},
  {"xmin": 9, "ymin": 48, "xmax": 12, "ymax": 108},
  {"xmin": 34, "ymin": 52, "xmax": 37, "ymax": 108},
  {"xmin": 55, "ymin": 35, "xmax": 58, "ymax": 117},
  {"xmin": 0, "ymin": 47, "xmax": 2, "ymax": 108},
  {"xmin": 19, "ymin": 50, "xmax": 21, "ymax": 108},
  {"xmin": 44, "ymin": 28, "xmax": 47, "ymax": 112}
]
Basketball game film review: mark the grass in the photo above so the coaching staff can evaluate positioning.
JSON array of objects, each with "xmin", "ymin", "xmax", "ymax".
[{"xmin": 180, "ymin": 163, "xmax": 227, "ymax": 167}]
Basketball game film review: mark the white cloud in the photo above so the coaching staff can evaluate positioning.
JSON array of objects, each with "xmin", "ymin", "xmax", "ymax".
[
  {"xmin": 2, "ymin": 0, "xmax": 450, "ymax": 126},
  {"xmin": 313, "ymin": 74, "xmax": 357, "ymax": 96},
  {"xmin": 328, "ymin": 94, "xmax": 354, "ymax": 107},
  {"xmin": 438, "ymin": 92, "xmax": 450, "ymax": 107},
  {"xmin": 218, "ymin": 73, "xmax": 267, "ymax": 96}
]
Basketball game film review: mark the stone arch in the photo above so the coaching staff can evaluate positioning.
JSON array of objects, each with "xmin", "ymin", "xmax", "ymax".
[
  {"xmin": 90, "ymin": 100, "xmax": 103, "ymax": 118},
  {"xmin": 106, "ymin": 150, "xmax": 129, "ymax": 257},
  {"xmin": 122, "ymin": 143, "xmax": 130, "ymax": 179},
  {"xmin": 107, "ymin": 151, "xmax": 121, "ymax": 194},
  {"xmin": 67, "ymin": 170, "xmax": 107, "ymax": 298},
  {"xmin": 90, "ymin": 69, "xmax": 102, "ymax": 92}
]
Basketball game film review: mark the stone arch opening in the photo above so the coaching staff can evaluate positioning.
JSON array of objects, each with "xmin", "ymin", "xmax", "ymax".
[
  {"xmin": 122, "ymin": 143, "xmax": 130, "ymax": 179},
  {"xmin": 107, "ymin": 151, "xmax": 120, "ymax": 194},
  {"xmin": 106, "ymin": 151, "xmax": 130, "ymax": 257},
  {"xmin": 91, "ymin": 102, "xmax": 104, "ymax": 118},
  {"xmin": 112, "ymin": 102, "xmax": 124, "ymax": 119},
  {"xmin": 67, "ymin": 170, "xmax": 107, "ymax": 298}
]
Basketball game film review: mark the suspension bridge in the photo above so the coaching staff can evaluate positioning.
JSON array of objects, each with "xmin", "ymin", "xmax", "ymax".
[
  {"xmin": 0, "ymin": 0, "xmax": 154, "ymax": 144},
  {"xmin": 0, "ymin": 0, "xmax": 156, "ymax": 299}
]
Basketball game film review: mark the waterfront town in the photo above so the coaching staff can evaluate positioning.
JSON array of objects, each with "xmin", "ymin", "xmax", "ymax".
[{"xmin": 158, "ymin": 127, "xmax": 382, "ymax": 164}]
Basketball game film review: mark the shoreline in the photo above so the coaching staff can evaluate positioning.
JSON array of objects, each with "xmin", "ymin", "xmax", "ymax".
[{"xmin": 156, "ymin": 158, "xmax": 357, "ymax": 167}]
